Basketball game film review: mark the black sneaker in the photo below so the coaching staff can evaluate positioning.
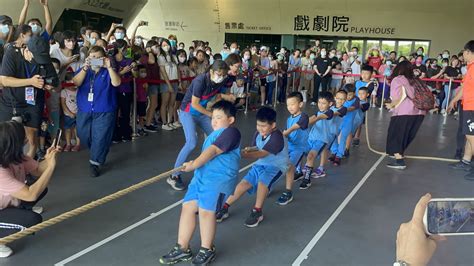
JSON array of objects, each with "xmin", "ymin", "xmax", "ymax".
[
  {"xmin": 159, "ymin": 244, "xmax": 193, "ymax": 265},
  {"xmin": 293, "ymin": 172, "xmax": 304, "ymax": 182},
  {"xmin": 90, "ymin": 164, "xmax": 100, "ymax": 178},
  {"xmin": 299, "ymin": 178, "xmax": 311, "ymax": 190},
  {"xmin": 244, "ymin": 208, "xmax": 263, "ymax": 228},
  {"xmin": 191, "ymin": 246, "xmax": 216, "ymax": 265},
  {"xmin": 450, "ymin": 161, "xmax": 471, "ymax": 171},
  {"xmin": 138, "ymin": 128, "xmax": 148, "ymax": 137},
  {"xmin": 167, "ymin": 176, "xmax": 186, "ymax": 191},
  {"xmin": 387, "ymin": 159, "xmax": 407, "ymax": 170},
  {"xmin": 276, "ymin": 191, "xmax": 293, "ymax": 205},
  {"xmin": 216, "ymin": 207, "xmax": 229, "ymax": 223},
  {"xmin": 328, "ymin": 154, "xmax": 336, "ymax": 162},
  {"xmin": 352, "ymin": 139, "xmax": 360, "ymax": 147},
  {"xmin": 144, "ymin": 125, "xmax": 158, "ymax": 133}
]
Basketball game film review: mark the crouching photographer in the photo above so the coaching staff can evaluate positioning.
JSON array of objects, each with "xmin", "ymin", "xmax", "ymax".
[{"xmin": 0, "ymin": 26, "xmax": 59, "ymax": 159}]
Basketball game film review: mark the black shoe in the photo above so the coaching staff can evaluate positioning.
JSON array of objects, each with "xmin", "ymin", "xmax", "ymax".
[
  {"xmin": 328, "ymin": 154, "xmax": 336, "ymax": 162},
  {"xmin": 138, "ymin": 128, "xmax": 148, "ymax": 137},
  {"xmin": 159, "ymin": 244, "xmax": 193, "ymax": 265},
  {"xmin": 90, "ymin": 164, "xmax": 100, "ymax": 177},
  {"xmin": 450, "ymin": 161, "xmax": 471, "ymax": 171},
  {"xmin": 167, "ymin": 176, "xmax": 186, "ymax": 191},
  {"xmin": 216, "ymin": 207, "xmax": 229, "ymax": 223},
  {"xmin": 387, "ymin": 159, "xmax": 407, "ymax": 170},
  {"xmin": 244, "ymin": 208, "xmax": 263, "ymax": 228},
  {"xmin": 144, "ymin": 125, "xmax": 158, "ymax": 133},
  {"xmin": 299, "ymin": 178, "xmax": 311, "ymax": 190},
  {"xmin": 122, "ymin": 136, "xmax": 132, "ymax": 143},
  {"xmin": 293, "ymin": 172, "xmax": 304, "ymax": 182},
  {"xmin": 191, "ymin": 246, "xmax": 216, "ymax": 265},
  {"xmin": 352, "ymin": 139, "xmax": 360, "ymax": 147}
]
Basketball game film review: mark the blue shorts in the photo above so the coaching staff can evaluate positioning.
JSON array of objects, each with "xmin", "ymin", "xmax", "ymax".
[
  {"xmin": 148, "ymin": 84, "xmax": 159, "ymax": 96},
  {"xmin": 64, "ymin": 115, "xmax": 76, "ymax": 129},
  {"xmin": 243, "ymin": 164, "xmax": 282, "ymax": 195},
  {"xmin": 289, "ymin": 149, "xmax": 305, "ymax": 166},
  {"xmin": 160, "ymin": 83, "xmax": 179, "ymax": 94},
  {"xmin": 308, "ymin": 139, "xmax": 327, "ymax": 156},
  {"xmin": 183, "ymin": 179, "xmax": 229, "ymax": 212}
]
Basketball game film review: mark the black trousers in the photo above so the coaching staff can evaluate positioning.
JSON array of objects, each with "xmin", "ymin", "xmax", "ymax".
[
  {"xmin": 115, "ymin": 92, "xmax": 132, "ymax": 140},
  {"xmin": 0, "ymin": 188, "xmax": 47, "ymax": 238},
  {"xmin": 312, "ymin": 75, "xmax": 330, "ymax": 102},
  {"xmin": 386, "ymin": 115, "xmax": 424, "ymax": 156}
]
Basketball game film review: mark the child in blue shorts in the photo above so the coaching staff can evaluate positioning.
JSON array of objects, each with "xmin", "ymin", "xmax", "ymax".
[
  {"xmin": 276, "ymin": 92, "xmax": 309, "ymax": 205},
  {"xmin": 216, "ymin": 107, "xmax": 288, "ymax": 227},
  {"xmin": 330, "ymin": 84, "xmax": 360, "ymax": 166},
  {"xmin": 351, "ymin": 87, "xmax": 371, "ymax": 146},
  {"xmin": 299, "ymin": 92, "xmax": 334, "ymax": 189},
  {"xmin": 327, "ymin": 90, "xmax": 347, "ymax": 164},
  {"xmin": 159, "ymin": 101, "xmax": 241, "ymax": 265}
]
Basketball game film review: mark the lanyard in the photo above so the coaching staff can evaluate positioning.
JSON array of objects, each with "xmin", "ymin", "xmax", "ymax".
[{"xmin": 24, "ymin": 62, "xmax": 37, "ymax": 79}]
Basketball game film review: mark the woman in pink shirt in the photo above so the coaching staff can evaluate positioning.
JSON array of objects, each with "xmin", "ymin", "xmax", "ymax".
[
  {"xmin": 385, "ymin": 61, "xmax": 427, "ymax": 169},
  {"xmin": 0, "ymin": 121, "xmax": 59, "ymax": 258}
]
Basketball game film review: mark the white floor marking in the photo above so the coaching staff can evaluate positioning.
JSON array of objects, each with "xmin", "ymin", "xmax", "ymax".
[
  {"xmin": 292, "ymin": 155, "xmax": 386, "ymax": 266},
  {"xmin": 55, "ymin": 162, "xmax": 255, "ymax": 266}
]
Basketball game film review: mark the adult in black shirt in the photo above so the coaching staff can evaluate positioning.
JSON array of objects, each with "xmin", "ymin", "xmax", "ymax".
[
  {"xmin": 413, "ymin": 55, "xmax": 427, "ymax": 79},
  {"xmin": 312, "ymin": 48, "xmax": 331, "ymax": 103},
  {"xmin": 0, "ymin": 27, "xmax": 58, "ymax": 158}
]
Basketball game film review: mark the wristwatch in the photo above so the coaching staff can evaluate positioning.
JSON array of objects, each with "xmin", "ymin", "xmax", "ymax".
[{"xmin": 393, "ymin": 260, "xmax": 409, "ymax": 266}]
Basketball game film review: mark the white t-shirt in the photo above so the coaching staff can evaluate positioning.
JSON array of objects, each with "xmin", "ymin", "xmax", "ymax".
[
  {"xmin": 230, "ymin": 82, "xmax": 244, "ymax": 96},
  {"xmin": 61, "ymin": 88, "xmax": 78, "ymax": 114},
  {"xmin": 158, "ymin": 54, "xmax": 179, "ymax": 80},
  {"xmin": 50, "ymin": 46, "xmax": 83, "ymax": 81}
]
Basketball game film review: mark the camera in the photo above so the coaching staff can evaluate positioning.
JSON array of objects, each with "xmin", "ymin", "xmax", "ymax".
[{"xmin": 43, "ymin": 76, "xmax": 59, "ymax": 87}]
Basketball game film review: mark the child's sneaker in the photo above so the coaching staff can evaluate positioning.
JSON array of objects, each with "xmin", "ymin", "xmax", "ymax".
[
  {"xmin": 172, "ymin": 121, "xmax": 183, "ymax": 128},
  {"xmin": 162, "ymin": 124, "xmax": 174, "ymax": 131},
  {"xmin": 352, "ymin": 139, "xmax": 360, "ymax": 146},
  {"xmin": 299, "ymin": 178, "xmax": 311, "ymax": 189},
  {"xmin": 293, "ymin": 172, "xmax": 304, "ymax": 182},
  {"xmin": 312, "ymin": 168, "xmax": 326, "ymax": 179},
  {"xmin": 0, "ymin": 245, "xmax": 13, "ymax": 258},
  {"xmin": 244, "ymin": 208, "xmax": 264, "ymax": 228},
  {"xmin": 216, "ymin": 206, "xmax": 229, "ymax": 222},
  {"xmin": 191, "ymin": 246, "xmax": 216, "ymax": 265},
  {"xmin": 333, "ymin": 157, "xmax": 341, "ymax": 166},
  {"xmin": 144, "ymin": 125, "xmax": 158, "ymax": 133},
  {"xmin": 167, "ymin": 175, "xmax": 185, "ymax": 191},
  {"xmin": 159, "ymin": 243, "xmax": 193, "ymax": 265},
  {"xmin": 276, "ymin": 191, "xmax": 293, "ymax": 205}
]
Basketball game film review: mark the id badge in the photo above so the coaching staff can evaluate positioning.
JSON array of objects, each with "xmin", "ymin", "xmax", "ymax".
[
  {"xmin": 25, "ymin": 87, "xmax": 35, "ymax": 105},
  {"xmin": 88, "ymin": 93, "xmax": 94, "ymax": 102}
]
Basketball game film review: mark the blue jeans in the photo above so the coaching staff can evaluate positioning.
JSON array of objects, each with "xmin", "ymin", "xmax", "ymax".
[
  {"xmin": 266, "ymin": 81, "xmax": 276, "ymax": 105},
  {"xmin": 173, "ymin": 111, "xmax": 213, "ymax": 176},
  {"xmin": 77, "ymin": 112, "xmax": 116, "ymax": 166},
  {"xmin": 441, "ymin": 84, "xmax": 453, "ymax": 110}
]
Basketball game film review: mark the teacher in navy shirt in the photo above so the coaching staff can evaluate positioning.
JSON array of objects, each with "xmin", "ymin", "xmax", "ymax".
[{"xmin": 73, "ymin": 46, "xmax": 121, "ymax": 177}]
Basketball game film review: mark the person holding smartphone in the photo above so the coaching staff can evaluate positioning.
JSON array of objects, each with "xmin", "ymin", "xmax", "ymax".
[
  {"xmin": 49, "ymin": 30, "xmax": 82, "ymax": 81},
  {"xmin": 73, "ymin": 46, "xmax": 121, "ymax": 177},
  {"xmin": 0, "ymin": 121, "xmax": 60, "ymax": 258}
]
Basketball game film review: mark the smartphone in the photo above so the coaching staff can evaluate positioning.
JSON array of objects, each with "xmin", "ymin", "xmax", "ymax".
[
  {"xmin": 55, "ymin": 129, "xmax": 63, "ymax": 148},
  {"xmin": 90, "ymin": 58, "xmax": 104, "ymax": 67},
  {"xmin": 423, "ymin": 198, "xmax": 474, "ymax": 236}
]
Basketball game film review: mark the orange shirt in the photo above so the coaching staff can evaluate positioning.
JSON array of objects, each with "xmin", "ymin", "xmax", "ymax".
[{"xmin": 462, "ymin": 62, "xmax": 474, "ymax": 110}]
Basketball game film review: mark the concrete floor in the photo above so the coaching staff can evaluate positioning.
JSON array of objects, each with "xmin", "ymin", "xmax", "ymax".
[{"xmin": 2, "ymin": 106, "xmax": 474, "ymax": 266}]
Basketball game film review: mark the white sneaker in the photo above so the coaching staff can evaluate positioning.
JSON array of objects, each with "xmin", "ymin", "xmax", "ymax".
[
  {"xmin": 441, "ymin": 109, "xmax": 446, "ymax": 115},
  {"xmin": 172, "ymin": 121, "xmax": 182, "ymax": 128},
  {"xmin": 32, "ymin": 206, "xmax": 43, "ymax": 214},
  {"xmin": 0, "ymin": 245, "xmax": 13, "ymax": 258},
  {"xmin": 162, "ymin": 124, "xmax": 174, "ymax": 131}
]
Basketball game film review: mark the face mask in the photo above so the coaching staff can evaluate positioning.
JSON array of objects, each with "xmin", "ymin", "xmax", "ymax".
[
  {"xmin": 277, "ymin": 55, "xmax": 284, "ymax": 61},
  {"xmin": 442, "ymin": 63, "xmax": 448, "ymax": 67},
  {"xmin": 251, "ymin": 50, "xmax": 256, "ymax": 55},
  {"xmin": 139, "ymin": 72, "xmax": 147, "ymax": 78},
  {"xmin": 90, "ymin": 38, "xmax": 97, "ymax": 46},
  {"xmin": 162, "ymin": 46, "xmax": 170, "ymax": 52},
  {"xmin": 386, "ymin": 61, "xmax": 392, "ymax": 66},
  {"xmin": 329, "ymin": 53, "xmax": 335, "ymax": 58},
  {"xmin": 310, "ymin": 54, "xmax": 315, "ymax": 60},
  {"xmin": 244, "ymin": 55, "xmax": 250, "ymax": 61},
  {"xmin": 209, "ymin": 56, "xmax": 214, "ymax": 65},
  {"xmin": 135, "ymin": 39, "xmax": 143, "ymax": 46},
  {"xmin": 91, "ymin": 65, "xmax": 101, "ymax": 71},
  {"xmin": 211, "ymin": 73, "xmax": 224, "ymax": 84},
  {"xmin": 442, "ymin": 53, "xmax": 449, "ymax": 59},
  {"xmin": 336, "ymin": 54, "xmax": 342, "ymax": 59},
  {"xmin": 30, "ymin": 24, "xmax": 41, "ymax": 34},
  {"xmin": 206, "ymin": 50, "xmax": 211, "ymax": 55},
  {"xmin": 178, "ymin": 56, "xmax": 186, "ymax": 63},
  {"xmin": 178, "ymin": 45, "xmax": 184, "ymax": 50},
  {"xmin": 320, "ymin": 51, "xmax": 327, "ymax": 57},
  {"xmin": 169, "ymin": 40, "xmax": 176, "ymax": 47},
  {"xmin": 230, "ymin": 48, "xmax": 236, "ymax": 53},
  {"xmin": 1, "ymin": 24, "xmax": 9, "ymax": 35},
  {"xmin": 114, "ymin": 32, "xmax": 125, "ymax": 40},
  {"xmin": 417, "ymin": 50, "xmax": 423, "ymax": 55}
]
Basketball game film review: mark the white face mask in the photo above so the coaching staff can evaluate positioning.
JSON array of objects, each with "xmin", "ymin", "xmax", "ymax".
[
  {"xmin": 179, "ymin": 45, "xmax": 184, "ymax": 50},
  {"xmin": 244, "ymin": 54, "xmax": 250, "ymax": 61},
  {"xmin": 1, "ymin": 24, "xmax": 9, "ymax": 35},
  {"xmin": 211, "ymin": 73, "xmax": 225, "ymax": 83},
  {"xmin": 114, "ymin": 32, "xmax": 125, "ymax": 40},
  {"xmin": 178, "ymin": 56, "xmax": 186, "ymax": 63},
  {"xmin": 29, "ymin": 24, "xmax": 42, "ymax": 34},
  {"xmin": 277, "ymin": 55, "xmax": 284, "ymax": 61},
  {"xmin": 442, "ymin": 53, "xmax": 449, "ymax": 59},
  {"xmin": 139, "ymin": 72, "xmax": 147, "ymax": 78},
  {"xmin": 386, "ymin": 61, "xmax": 392, "ymax": 66},
  {"xmin": 336, "ymin": 54, "xmax": 342, "ymax": 59},
  {"xmin": 162, "ymin": 46, "xmax": 170, "ymax": 52},
  {"xmin": 230, "ymin": 48, "xmax": 236, "ymax": 53},
  {"xmin": 135, "ymin": 39, "xmax": 143, "ymax": 46},
  {"xmin": 310, "ymin": 54, "xmax": 315, "ymax": 60},
  {"xmin": 91, "ymin": 65, "xmax": 101, "ymax": 71},
  {"xmin": 320, "ymin": 51, "xmax": 327, "ymax": 57}
]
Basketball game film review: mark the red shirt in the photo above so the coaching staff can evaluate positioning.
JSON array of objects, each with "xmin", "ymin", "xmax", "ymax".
[{"xmin": 462, "ymin": 62, "xmax": 474, "ymax": 110}]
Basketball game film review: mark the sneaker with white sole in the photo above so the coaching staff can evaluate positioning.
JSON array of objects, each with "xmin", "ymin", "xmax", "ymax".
[
  {"xmin": 167, "ymin": 176, "xmax": 185, "ymax": 191},
  {"xmin": 0, "ymin": 245, "xmax": 13, "ymax": 258},
  {"xmin": 244, "ymin": 208, "xmax": 263, "ymax": 228},
  {"xmin": 172, "ymin": 121, "xmax": 182, "ymax": 128},
  {"xmin": 162, "ymin": 124, "xmax": 174, "ymax": 131}
]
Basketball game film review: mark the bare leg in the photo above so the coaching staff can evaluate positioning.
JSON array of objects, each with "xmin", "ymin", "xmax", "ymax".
[
  {"xmin": 146, "ymin": 95, "xmax": 158, "ymax": 126},
  {"xmin": 225, "ymin": 180, "xmax": 252, "ymax": 206},
  {"xmin": 65, "ymin": 128, "xmax": 72, "ymax": 146},
  {"xmin": 260, "ymin": 85, "xmax": 266, "ymax": 105},
  {"xmin": 74, "ymin": 127, "xmax": 80, "ymax": 146},
  {"xmin": 160, "ymin": 92, "xmax": 171, "ymax": 125},
  {"xmin": 198, "ymin": 208, "xmax": 216, "ymax": 249},
  {"xmin": 177, "ymin": 201, "xmax": 198, "ymax": 249},
  {"xmin": 168, "ymin": 92, "xmax": 176, "ymax": 123},
  {"xmin": 463, "ymin": 136, "xmax": 474, "ymax": 161},
  {"xmin": 25, "ymin": 127, "xmax": 38, "ymax": 158},
  {"xmin": 305, "ymin": 150, "xmax": 316, "ymax": 168},
  {"xmin": 255, "ymin": 182, "xmax": 269, "ymax": 209},
  {"xmin": 320, "ymin": 149, "xmax": 327, "ymax": 168},
  {"xmin": 285, "ymin": 164, "xmax": 295, "ymax": 190}
]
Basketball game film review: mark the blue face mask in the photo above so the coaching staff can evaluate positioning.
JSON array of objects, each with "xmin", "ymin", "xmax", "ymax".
[
  {"xmin": 114, "ymin": 32, "xmax": 125, "ymax": 40},
  {"xmin": 90, "ymin": 38, "xmax": 97, "ymax": 46},
  {"xmin": 1, "ymin": 24, "xmax": 9, "ymax": 35},
  {"xmin": 30, "ymin": 24, "xmax": 41, "ymax": 34}
]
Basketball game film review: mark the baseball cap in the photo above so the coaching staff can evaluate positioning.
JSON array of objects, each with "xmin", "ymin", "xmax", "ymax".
[
  {"xmin": 0, "ymin": 15, "xmax": 12, "ymax": 25},
  {"xmin": 27, "ymin": 35, "xmax": 52, "ymax": 64}
]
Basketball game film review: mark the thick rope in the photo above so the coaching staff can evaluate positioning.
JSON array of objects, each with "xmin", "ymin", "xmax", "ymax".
[
  {"xmin": 0, "ymin": 166, "xmax": 183, "ymax": 245},
  {"xmin": 365, "ymin": 110, "xmax": 458, "ymax": 162}
]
